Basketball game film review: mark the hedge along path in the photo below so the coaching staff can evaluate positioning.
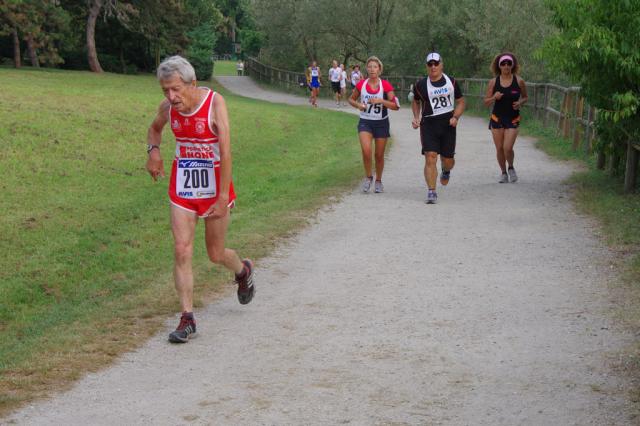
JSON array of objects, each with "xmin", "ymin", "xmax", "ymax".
[{"xmin": 7, "ymin": 76, "xmax": 637, "ymax": 425}]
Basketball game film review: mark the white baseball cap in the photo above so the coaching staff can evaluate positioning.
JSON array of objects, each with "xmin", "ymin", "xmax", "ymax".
[{"xmin": 425, "ymin": 52, "xmax": 441, "ymax": 63}]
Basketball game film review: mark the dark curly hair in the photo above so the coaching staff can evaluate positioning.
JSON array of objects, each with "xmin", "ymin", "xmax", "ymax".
[{"xmin": 490, "ymin": 52, "xmax": 520, "ymax": 76}]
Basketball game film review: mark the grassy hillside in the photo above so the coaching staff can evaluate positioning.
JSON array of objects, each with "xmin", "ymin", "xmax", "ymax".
[{"xmin": 0, "ymin": 67, "xmax": 362, "ymax": 416}]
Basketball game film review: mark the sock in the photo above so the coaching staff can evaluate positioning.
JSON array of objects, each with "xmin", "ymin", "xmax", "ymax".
[
  {"xmin": 182, "ymin": 311, "xmax": 194, "ymax": 320},
  {"xmin": 235, "ymin": 265, "xmax": 247, "ymax": 280},
  {"xmin": 508, "ymin": 166, "xmax": 514, "ymax": 170}
]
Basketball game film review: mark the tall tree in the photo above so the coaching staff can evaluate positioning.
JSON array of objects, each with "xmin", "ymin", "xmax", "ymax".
[
  {"xmin": 0, "ymin": 0, "xmax": 24, "ymax": 67},
  {"xmin": 86, "ymin": 0, "xmax": 136, "ymax": 72},
  {"xmin": 1, "ymin": 0, "xmax": 69, "ymax": 67},
  {"xmin": 543, "ymin": 0, "xmax": 640, "ymax": 163}
]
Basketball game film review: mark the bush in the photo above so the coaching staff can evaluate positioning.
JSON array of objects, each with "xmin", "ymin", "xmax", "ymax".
[
  {"xmin": 188, "ymin": 54, "xmax": 213, "ymax": 81},
  {"xmin": 187, "ymin": 23, "xmax": 216, "ymax": 81},
  {"xmin": 96, "ymin": 53, "xmax": 138, "ymax": 74}
]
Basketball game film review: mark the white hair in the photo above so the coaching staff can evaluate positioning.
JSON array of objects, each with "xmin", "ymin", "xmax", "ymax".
[{"xmin": 156, "ymin": 55, "xmax": 196, "ymax": 83}]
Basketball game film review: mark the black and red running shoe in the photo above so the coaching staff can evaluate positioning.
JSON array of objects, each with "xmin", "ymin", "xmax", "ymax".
[
  {"xmin": 168, "ymin": 312, "xmax": 196, "ymax": 343},
  {"xmin": 235, "ymin": 259, "xmax": 255, "ymax": 305}
]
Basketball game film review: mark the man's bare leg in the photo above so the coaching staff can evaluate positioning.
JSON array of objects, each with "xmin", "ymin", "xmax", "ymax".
[{"xmin": 171, "ymin": 205, "xmax": 198, "ymax": 312}]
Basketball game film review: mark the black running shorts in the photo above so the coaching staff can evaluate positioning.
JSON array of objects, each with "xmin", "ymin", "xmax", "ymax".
[
  {"xmin": 420, "ymin": 118, "xmax": 456, "ymax": 157},
  {"xmin": 489, "ymin": 113, "xmax": 521, "ymax": 129},
  {"xmin": 358, "ymin": 118, "xmax": 391, "ymax": 139},
  {"xmin": 331, "ymin": 81, "xmax": 341, "ymax": 93}
]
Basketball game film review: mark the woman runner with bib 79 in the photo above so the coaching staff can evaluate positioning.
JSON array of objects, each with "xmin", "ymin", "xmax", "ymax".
[{"xmin": 348, "ymin": 56, "xmax": 399, "ymax": 193}]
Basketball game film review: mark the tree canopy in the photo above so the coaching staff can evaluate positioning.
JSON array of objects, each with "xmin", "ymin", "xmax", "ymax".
[
  {"xmin": 543, "ymin": 0, "xmax": 640, "ymax": 159},
  {"xmin": 249, "ymin": 0, "xmax": 557, "ymax": 80},
  {"xmin": 0, "ymin": 0, "xmax": 258, "ymax": 75}
]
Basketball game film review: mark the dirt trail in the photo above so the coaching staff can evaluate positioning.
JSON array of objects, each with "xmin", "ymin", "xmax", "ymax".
[{"xmin": 6, "ymin": 76, "xmax": 636, "ymax": 425}]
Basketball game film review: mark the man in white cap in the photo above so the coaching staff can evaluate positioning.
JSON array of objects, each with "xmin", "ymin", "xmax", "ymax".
[{"xmin": 411, "ymin": 52, "xmax": 465, "ymax": 204}]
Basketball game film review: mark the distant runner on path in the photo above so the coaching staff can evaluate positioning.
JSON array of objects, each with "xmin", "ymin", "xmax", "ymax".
[
  {"xmin": 484, "ymin": 52, "xmax": 528, "ymax": 183},
  {"xmin": 350, "ymin": 64, "xmax": 362, "ymax": 89},
  {"xmin": 348, "ymin": 56, "xmax": 400, "ymax": 193},
  {"xmin": 329, "ymin": 60, "xmax": 343, "ymax": 107},
  {"xmin": 145, "ymin": 55, "xmax": 255, "ymax": 344},
  {"xmin": 411, "ymin": 52, "xmax": 465, "ymax": 204},
  {"xmin": 307, "ymin": 61, "xmax": 321, "ymax": 108},
  {"xmin": 340, "ymin": 63, "xmax": 348, "ymax": 107}
]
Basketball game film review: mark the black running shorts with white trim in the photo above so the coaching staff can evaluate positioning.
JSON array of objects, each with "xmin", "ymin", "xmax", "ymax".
[
  {"xmin": 358, "ymin": 117, "xmax": 391, "ymax": 139},
  {"xmin": 420, "ymin": 117, "xmax": 456, "ymax": 157}
]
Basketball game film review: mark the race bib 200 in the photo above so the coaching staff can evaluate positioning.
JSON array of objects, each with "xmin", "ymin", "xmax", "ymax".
[{"xmin": 176, "ymin": 159, "xmax": 216, "ymax": 199}]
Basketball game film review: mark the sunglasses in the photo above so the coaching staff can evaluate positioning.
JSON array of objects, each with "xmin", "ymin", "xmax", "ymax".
[
  {"xmin": 427, "ymin": 61, "xmax": 440, "ymax": 67},
  {"xmin": 499, "ymin": 60, "xmax": 513, "ymax": 66}
]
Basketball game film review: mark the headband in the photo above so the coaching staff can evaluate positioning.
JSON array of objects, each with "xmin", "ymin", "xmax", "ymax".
[{"xmin": 499, "ymin": 55, "xmax": 514, "ymax": 64}]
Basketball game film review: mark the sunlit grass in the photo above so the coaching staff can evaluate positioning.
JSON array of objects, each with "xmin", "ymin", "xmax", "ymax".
[{"xmin": 212, "ymin": 60, "xmax": 240, "ymax": 76}]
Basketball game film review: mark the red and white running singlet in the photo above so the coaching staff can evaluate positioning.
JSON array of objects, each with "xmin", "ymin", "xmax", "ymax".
[
  {"xmin": 356, "ymin": 78, "xmax": 396, "ymax": 120},
  {"xmin": 168, "ymin": 88, "xmax": 236, "ymax": 216}
]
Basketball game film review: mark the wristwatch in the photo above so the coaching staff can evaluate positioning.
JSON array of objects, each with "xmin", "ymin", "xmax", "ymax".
[{"xmin": 146, "ymin": 144, "xmax": 160, "ymax": 154}]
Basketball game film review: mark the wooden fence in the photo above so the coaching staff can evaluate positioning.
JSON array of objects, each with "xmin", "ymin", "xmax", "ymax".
[{"xmin": 244, "ymin": 57, "xmax": 639, "ymax": 192}]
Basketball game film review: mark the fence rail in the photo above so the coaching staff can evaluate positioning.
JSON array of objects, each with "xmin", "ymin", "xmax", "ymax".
[{"xmin": 244, "ymin": 57, "xmax": 638, "ymax": 192}]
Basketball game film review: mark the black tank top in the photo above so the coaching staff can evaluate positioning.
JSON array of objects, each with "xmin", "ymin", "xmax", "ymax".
[{"xmin": 491, "ymin": 75, "xmax": 521, "ymax": 118}]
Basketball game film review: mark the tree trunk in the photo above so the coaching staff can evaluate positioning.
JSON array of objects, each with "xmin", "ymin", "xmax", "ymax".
[
  {"xmin": 26, "ymin": 34, "xmax": 39, "ymax": 67},
  {"xmin": 87, "ymin": 0, "xmax": 104, "ymax": 73},
  {"xmin": 120, "ymin": 47, "xmax": 125, "ymax": 74},
  {"xmin": 11, "ymin": 27, "xmax": 21, "ymax": 68}
]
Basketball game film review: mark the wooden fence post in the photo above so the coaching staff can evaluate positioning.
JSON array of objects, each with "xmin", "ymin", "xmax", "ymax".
[
  {"xmin": 560, "ymin": 91, "xmax": 569, "ymax": 136},
  {"xmin": 624, "ymin": 142, "xmax": 639, "ymax": 193},
  {"xmin": 573, "ymin": 95, "xmax": 584, "ymax": 151},
  {"xmin": 531, "ymin": 84, "xmax": 538, "ymax": 119},
  {"xmin": 597, "ymin": 152, "xmax": 606, "ymax": 169},
  {"xmin": 556, "ymin": 89, "xmax": 565, "ymax": 134},
  {"xmin": 572, "ymin": 94, "xmax": 583, "ymax": 150},
  {"xmin": 609, "ymin": 149, "xmax": 621, "ymax": 176},
  {"xmin": 543, "ymin": 85, "xmax": 550, "ymax": 128}
]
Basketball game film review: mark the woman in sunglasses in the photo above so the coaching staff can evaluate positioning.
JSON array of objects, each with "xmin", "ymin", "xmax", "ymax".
[{"xmin": 484, "ymin": 52, "xmax": 528, "ymax": 183}]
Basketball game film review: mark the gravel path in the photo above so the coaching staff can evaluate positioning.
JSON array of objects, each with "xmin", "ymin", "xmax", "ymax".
[{"xmin": 6, "ymin": 77, "xmax": 636, "ymax": 425}]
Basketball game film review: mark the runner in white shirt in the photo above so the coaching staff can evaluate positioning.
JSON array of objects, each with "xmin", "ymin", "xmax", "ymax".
[
  {"xmin": 329, "ymin": 60, "xmax": 342, "ymax": 107},
  {"xmin": 350, "ymin": 64, "xmax": 362, "ymax": 89},
  {"xmin": 340, "ymin": 63, "xmax": 348, "ymax": 106}
]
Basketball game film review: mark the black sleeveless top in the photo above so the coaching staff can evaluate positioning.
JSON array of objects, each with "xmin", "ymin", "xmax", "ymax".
[{"xmin": 491, "ymin": 75, "xmax": 521, "ymax": 119}]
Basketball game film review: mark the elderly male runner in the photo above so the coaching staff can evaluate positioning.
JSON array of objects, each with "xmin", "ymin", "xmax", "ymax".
[
  {"xmin": 412, "ymin": 52, "xmax": 465, "ymax": 204},
  {"xmin": 146, "ymin": 55, "xmax": 255, "ymax": 343}
]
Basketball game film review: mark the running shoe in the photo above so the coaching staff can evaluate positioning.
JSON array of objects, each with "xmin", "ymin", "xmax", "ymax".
[
  {"xmin": 361, "ymin": 176, "xmax": 373, "ymax": 193},
  {"xmin": 374, "ymin": 180, "xmax": 384, "ymax": 193},
  {"xmin": 426, "ymin": 190, "xmax": 437, "ymax": 204},
  {"xmin": 168, "ymin": 313, "xmax": 196, "ymax": 343},
  {"xmin": 235, "ymin": 259, "xmax": 255, "ymax": 305},
  {"xmin": 508, "ymin": 168, "xmax": 518, "ymax": 183},
  {"xmin": 440, "ymin": 169, "xmax": 451, "ymax": 186},
  {"xmin": 499, "ymin": 172, "xmax": 509, "ymax": 183}
]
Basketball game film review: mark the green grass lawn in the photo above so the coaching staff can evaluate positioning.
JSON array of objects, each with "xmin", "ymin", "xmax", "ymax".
[
  {"xmin": 0, "ymin": 67, "xmax": 361, "ymax": 415},
  {"xmin": 213, "ymin": 60, "xmax": 240, "ymax": 76}
]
